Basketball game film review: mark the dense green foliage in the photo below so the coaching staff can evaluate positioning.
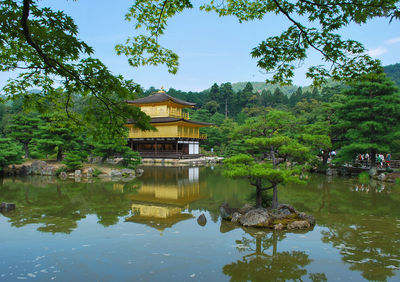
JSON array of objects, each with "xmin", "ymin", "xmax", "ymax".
[
  {"xmin": 1, "ymin": 69, "xmax": 399, "ymax": 174},
  {"xmin": 0, "ymin": 0, "xmax": 152, "ymax": 138},
  {"xmin": 334, "ymin": 72, "xmax": 400, "ymax": 164},
  {"xmin": 223, "ymin": 110, "xmax": 314, "ymax": 208},
  {"xmin": 6, "ymin": 113, "xmax": 40, "ymax": 158},
  {"xmin": 0, "ymin": 138, "xmax": 23, "ymax": 172},
  {"xmin": 0, "ymin": 98, "xmax": 143, "ymax": 171},
  {"xmin": 62, "ymin": 151, "xmax": 84, "ymax": 171}
]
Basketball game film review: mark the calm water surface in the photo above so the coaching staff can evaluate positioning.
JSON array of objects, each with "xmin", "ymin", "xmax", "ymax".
[{"xmin": 0, "ymin": 166, "xmax": 399, "ymax": 281}]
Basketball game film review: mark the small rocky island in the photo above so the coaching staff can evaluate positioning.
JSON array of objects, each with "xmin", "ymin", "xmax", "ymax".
[{"xmin": 220, "ymin": 203, "xmax": 315, "ymax": 230}]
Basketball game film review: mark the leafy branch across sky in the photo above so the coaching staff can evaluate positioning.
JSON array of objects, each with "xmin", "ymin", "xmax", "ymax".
[{"xmin": 119, "ymin": 0, "xmax": 400, "ymax": 85}]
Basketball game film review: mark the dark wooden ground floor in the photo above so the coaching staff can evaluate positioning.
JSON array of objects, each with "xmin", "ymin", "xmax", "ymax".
[{"xmin": 128, "ymin": 139, "xmax": 201, "ymax": 159}]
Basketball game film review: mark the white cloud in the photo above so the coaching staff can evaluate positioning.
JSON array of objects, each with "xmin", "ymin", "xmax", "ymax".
[
  {"xmin": 385, "ymin": 37, "xmax": 400, "ymax": 44},
  {"xmin": 366, "ymin": 47, "xmax": 388, "ymax": 57}
]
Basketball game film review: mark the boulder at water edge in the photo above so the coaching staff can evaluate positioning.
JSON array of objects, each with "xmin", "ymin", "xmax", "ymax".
[
  {"xmin": 239, "ymin": 209, "xmax": 272, "ymax": 227},
  {"xmin": 220, "ymin": 203, "xmax": 315, "ymax": 230},
  {"xmin": 197, "ymin": 214, "xmax": 207, "ymax": 226}
]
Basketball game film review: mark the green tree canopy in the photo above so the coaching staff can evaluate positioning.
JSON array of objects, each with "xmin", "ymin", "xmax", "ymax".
[
  {"xmin": 335, "ymin": 72, "xmax": 400, "ymax": 165},
  {"xmin": 0, "ymin": 138, "xmax": 23, "ymax": 173},
  {"xmin": 34, "ymin": 114, "xmax": 81, "ymax": 161},
  {"xmin": 225, "ymin": 110, "xmax": 311, "ymax": 208},
  {"xmin": 1, "ymin": 0, "xmax": 151, "ymax": 137},
  {"xmin": 224, "ymin": 154, "xmax": 302, "ymax": 207},
  {"xmin": 6, "ymin": 113, "xmax": 41, "ymax": 158}
]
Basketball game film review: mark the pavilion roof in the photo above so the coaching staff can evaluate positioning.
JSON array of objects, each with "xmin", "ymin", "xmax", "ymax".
[
  {"xmin": 126, "ymin": 117, "xmax": 213, "ymax": 126},
  {"xmin": 127, "ymin": 90, "xmax": 195, "ymax": 107}
]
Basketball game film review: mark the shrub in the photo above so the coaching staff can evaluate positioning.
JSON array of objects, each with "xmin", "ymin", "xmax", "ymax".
[
  {"xmin": 55, "ymin": 166, "xmax": 68, "ymax": 175},
  {"xmin": 62, "ymin": 152, "xmax": 83, "ymax": 171},
  {"xmin": 122, "ymin": 150, "xmax": 141, "ymax": 170},
  {"xmin": 29, "ymin": 150, "xmax": 45, "ymax": 159},
  {"xmin": 92, "ymin": 168, "xmax": 102, "ymax": 177}
]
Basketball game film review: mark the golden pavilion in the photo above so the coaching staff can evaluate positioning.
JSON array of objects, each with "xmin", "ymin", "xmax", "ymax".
[{"xmin": 126, "ymin": 89, "xmax": 212, "ymax": 158}]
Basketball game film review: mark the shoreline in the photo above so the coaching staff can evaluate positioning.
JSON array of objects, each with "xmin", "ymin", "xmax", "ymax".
[{"xmin": 140, "ymin": 156, "xmax": 224, "ymax": 167}]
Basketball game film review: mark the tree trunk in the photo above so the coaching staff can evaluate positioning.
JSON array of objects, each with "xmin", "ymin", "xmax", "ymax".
[
  {"xmin": 256, "ymin": 184, "xmax": 263, "ymax": 208},
  {"xmin": 23, "ymin": 142, "xmax": 30, "ymax": 159},
  {"xmin": 56, "ymin": 147, "xmax": 63, "ymax": 161},
  {"xmin": 370, "ymin": 150, "xmax": 376, "ymax": 168},
  {"xmin": 272, "ymin": 184, "xmax": 278, "ymax": 209},
  {"xmin": 322, "ymin": 151, "xmax": 329, "ymax": 166},
  {"xmin": 270, "ymin": 146, "xmax": 276, "ymax": 167}
]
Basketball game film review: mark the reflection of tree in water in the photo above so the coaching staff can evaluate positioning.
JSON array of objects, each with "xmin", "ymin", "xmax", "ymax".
[
  {"xmin": 222, "ymin": 226, "xmax": 326, "ymax": 281},
  {"xmin": 321, "ymin": 215, "xmax": 400, "ymax": 281},
  {"xmin": 188, "ymin": 167, "xmax": 255, "ymax": 223},
  {"xmin": 0, "ymin": 178, "xmax": 140, "ymax": 233}
]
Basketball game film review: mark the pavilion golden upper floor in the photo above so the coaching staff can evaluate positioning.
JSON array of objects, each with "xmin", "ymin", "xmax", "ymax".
[
  {"xmin": 125, "ymin": 90, "xmax": 212, "ymax": 158},
  {"xmin": 125, "ymin": 90, "xmax": 212, "ymax": 140}
]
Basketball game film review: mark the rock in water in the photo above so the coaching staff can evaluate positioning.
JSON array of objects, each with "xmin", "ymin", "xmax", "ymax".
[
  {"xmin": 287, "ymin": 220, "xmax": 310, "ymax": 230},
  {"xmin": 42, "ymin": 166, "xmax": 56, "ymax": 176},
  {"xmin": 220, "ymin": 202, "xmax": 238, "ymax": 220},
  {"xmin": 110, "ymin": 170, "xmax": 122, "ymax": 177},
  {"xmin": 231, "ymin": 212, "xmax": 242, "ymax": 223},
  {"xmin": 197, "ymin": 214, "xmax": 207, "ymax": 226},
  {"xmin": 297, "ymin": 212, "xmax": 316, "ymax": 226},
  {"xmin": 238, "ymin": 204, "xmax": 253, "ymax": 214},
  {"xmin": 31, "ymin": 161, "xmax": 47, "ymax": 175},
  {"xmin": 239, "ymin": 209, "xmax": 271, "ymax": 227},
  {"xmin": 59, "ymin": 171, "xmax": 67, "ymax": 179},
  {"xmin": 87, "ymin": 167, "xmax": 94, "ymax": 177},
  {"xmin": 121, "ymin": 168, "xmax": 135, "ymax": 177}
]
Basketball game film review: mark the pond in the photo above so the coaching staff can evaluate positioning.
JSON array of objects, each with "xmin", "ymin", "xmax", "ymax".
[{"xmin": 0, "ymin": 166, "xmax": 399, "ymax": 281}]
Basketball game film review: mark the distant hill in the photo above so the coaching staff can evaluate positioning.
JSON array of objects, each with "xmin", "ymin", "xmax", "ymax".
[
  {"xmin": 226, "ymin": 63, "xmax": 400, "ymax": 95},
  {"xmin": 230, "ymin": 82, "xmax": 299, "ymax": 96},
  {"xmin": 229, "ymin": 79, "xmax": 342, "ymax": 96},
  {"xmin": 384, "ymin": 63, "xmax": 400, "ymax": 87}
]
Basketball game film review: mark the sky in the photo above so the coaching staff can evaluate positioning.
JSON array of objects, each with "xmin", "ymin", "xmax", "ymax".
[{"xmin": 2, "ymin": 0, "xmax": 400, "ymax": 92}]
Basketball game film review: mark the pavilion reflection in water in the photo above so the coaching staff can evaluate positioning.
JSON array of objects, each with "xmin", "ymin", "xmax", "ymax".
[{"xmin": 124, "ymin": 167, "xmax": 204, "ymax": 231}]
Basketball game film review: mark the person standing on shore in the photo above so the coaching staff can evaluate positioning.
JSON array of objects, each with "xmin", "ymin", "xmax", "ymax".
[{"xmin": 386, "ymin": 153, "xmax": 391, "ymax": 168}]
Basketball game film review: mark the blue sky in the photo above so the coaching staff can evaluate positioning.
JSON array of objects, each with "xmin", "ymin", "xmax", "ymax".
[{"xmin": 2, "ymin": 0, "xmax": 400, "ymax": 92}]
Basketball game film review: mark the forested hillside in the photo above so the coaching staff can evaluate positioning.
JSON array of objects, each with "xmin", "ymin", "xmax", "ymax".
[
  {"xmin": 384, "ymin": 63, "xmax": 400, "ymax": 87},
  {"xmin": 227, "ymin": 63, "xmax": 400, "ymax": 93},
  {"xmin": 230, "ymin": 82, "xmax": 298, "ymax": 96}
]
